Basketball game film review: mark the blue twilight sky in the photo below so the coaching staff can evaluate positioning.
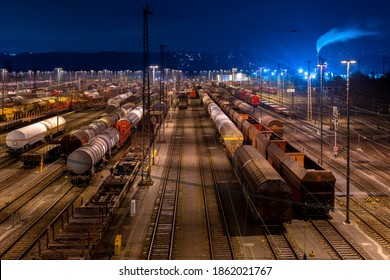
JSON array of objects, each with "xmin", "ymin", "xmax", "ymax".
[{"xmin": 1, "ymin": 0, "xmax": 390, "ymax": 73}]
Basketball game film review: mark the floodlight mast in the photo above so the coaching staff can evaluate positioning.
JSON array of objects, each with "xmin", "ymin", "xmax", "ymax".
[{"xmin": 341, "ymin": 59, "xmax": 356, "ymax": 224}]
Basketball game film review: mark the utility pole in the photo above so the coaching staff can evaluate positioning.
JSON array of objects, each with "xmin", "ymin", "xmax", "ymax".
[
  {"xmin": 140, "ymin": 5, "xmax": 153, "ymax": 186},
  {"xmin": 158, "ymin": 44, "xmax": 166, "ymax": 143},
  {"xmin": 333, "ymin": 106, "xmax": 339, "ymax": 157},
  {"xmin": 341, "ymin": 59, "xmax": 356, "ymax": 224},
  {"xmin": 307, "ymin": 60, "xmax": 312, "ymax": 121},
  {"xmin": 277, "ymin": 63, "xmax": 281, "ymax": 103},
  {"xmin": 259, "ymin": 65, "xmax": 263, "ymax": 123},
  {"xmin": 1, "ymin": 69, "xmax": 6, "ymax": 122},
  {"xmin": 317, "ymin": 58, "xmax": 326, "ymax": 165},
  {"xmin": 55, "ymin": 67, "xmax": 62, "ymax": 134}
]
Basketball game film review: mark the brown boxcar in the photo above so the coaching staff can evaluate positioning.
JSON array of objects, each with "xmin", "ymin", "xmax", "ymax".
[{"xmin": 233, "ymin": 145, "xmax": 293, "ymax": 225}]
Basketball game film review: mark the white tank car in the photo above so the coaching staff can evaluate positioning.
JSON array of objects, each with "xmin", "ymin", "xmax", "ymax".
[
  {"xmin": 67, "ymin": 128, "xmax": 120, "ymax": 175},
  {"xmin": 39, "ymin": 116, "xmax": 66, "ymax": 134},
  {"xmin": 118, "ymin": 106, "xmax": 143, "ymax": 126},
  {"xmin": 6, "ymin": 116, "xmax": 66, "ymax": 150},
  {"xmin": 106, "ymin": 92, "xmax": 133, "ymax": 113}
]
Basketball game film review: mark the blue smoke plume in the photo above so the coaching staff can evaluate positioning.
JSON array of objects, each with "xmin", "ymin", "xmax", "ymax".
[{"xmin": 316, "ymin": 24, "xmax": 380, "ymax": 54}]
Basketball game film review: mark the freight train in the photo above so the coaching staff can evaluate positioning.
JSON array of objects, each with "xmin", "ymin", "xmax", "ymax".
[
  {"xmin": 200, "ymin": 91, "xmax": 244, "ymax": 155},
  {"xmin": 199, "ymin": 88, "xmax": 293, "ymax": 226},
  {"xmin": 106, "ymin": 92, "xmax": 140, "ymax": 113},
  {"xmin": 226, "ymin": 85, "xmax": 296, "ymax": 118},
  {"xmin": 200, "ymin": 85, "xmax": 335, "ymax": 219},
  {"xmin": 60, "ymin": 102, "xmax": 135, "ymax": 156},
  {"xmin": 0, "ymin": 96, "xmax": 70, "ymax": 121},
  {"xmin": 0, "ymin": 94, "xmax": 100, "ymax": 121},
  {"xmin": 0, "ymin": 93, "xmax": 107, "ymax": 133},
  {"xmin": 218, "ymin": 90, "xmax": 284, "ymax": 137},
  {"xmin": 66, "ymin": 106, "xmax": 144, "ymax": 186},
  {"xmin": 6, "ymin": 116, "xmax": 66, "ymax": 155},
  {"xmin": 67, "ymin": 127, "xmax": 120, "ymax": 185},
  {"xmin": 178, "ymin": 91, "xmax": 189, "ymax": 109},
  {"xmin": 232, "ymin": 88, "xmax": 260, "ymax": 106},
  {"xmin": 115, "ymin": 105, "xmax": 143, "ymax": 146}
]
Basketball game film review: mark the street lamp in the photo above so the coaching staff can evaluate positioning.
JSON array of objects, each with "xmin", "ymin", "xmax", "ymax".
[
  {"xmin": 103, "ymin": 69, "xmax": 108, "ymax": 102},
  {"xmin": 1, "ymin": 69, "xmax": 7, "ymax": 122},
  {"xmin": 259, "ymin": 66, "xmax": 263, "ymax": 123},
  {"xmin": 150, "ymin": 65, "xmax": 158, "ymax": 88},
  {"xmin": 341, "ymin": 59, "xmax": 356, "ymax": 224},
  {"xmin": 307, "ymin": 60, "xmax": 313, "ymax": 121},
  {"xmin": 55, "ymin": 67, "xmax": 63, "ymax": 134},
  {"xmin": 232, "ymin": 68, "xmax": 237, "ymax": 82},
  {"xmin": 317, "ymin": 60, "xmax": 327, "ymax": 165}
]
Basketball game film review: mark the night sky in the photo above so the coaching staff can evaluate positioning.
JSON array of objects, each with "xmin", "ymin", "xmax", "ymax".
[{"xmin": 2, "ymin": 0, "xmax": 390, "ymax": 73}]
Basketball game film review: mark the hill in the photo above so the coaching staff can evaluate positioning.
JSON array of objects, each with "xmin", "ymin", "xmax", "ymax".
[{"xmin": 0, "ymin": 51, "xmax": 256, "ymax": 72}]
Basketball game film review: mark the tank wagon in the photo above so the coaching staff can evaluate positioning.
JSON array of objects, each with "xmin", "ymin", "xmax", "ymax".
[
  {"xmin": 217, "ymin": 89, "xmax": 284, "ymax": 137},
  {"xmin": 215, "ymin": 97, "xmax": 274, "ymax": 145},
  {"xmin": 232, "ymin": 145, "xmax": 293, "ymax": 225},
  {"xmin": 206, "ymin": 90, "xmax": 274, "ymax": 145},
  {"xmin": 67, "ymin": 128, "xmax": 120, "ymax": 185},
  {"xmin": 6, "ymin": 116, "xmax": 66, "ymax": 154},
  {"xmin": 106, "ymin": 92, "xmax": 133, "ymax": 113},
  {"xmin": 115, "ymin": 106, "xmax": 143, "ymax": 146},
  {"xmin": 60, "ymin": 102, "xmax": 135, "ymax": 156},
  {"xmin": 199, "ymin": 89, "xmax": 244, "ymax": 155}
]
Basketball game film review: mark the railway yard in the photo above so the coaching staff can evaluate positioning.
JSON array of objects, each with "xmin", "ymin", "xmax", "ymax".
[{"xmin": 0, "ymin": 81, "xmax": 389, "ymax": 260}]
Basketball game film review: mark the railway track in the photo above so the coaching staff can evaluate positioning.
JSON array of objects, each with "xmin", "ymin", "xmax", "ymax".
[
  {"xmin": 336, "ymin": 197, "xmax": 390, "ymax": 255},
  {"xmin": 0, "ymin": 111, "xmax": 107, "ymax": 260},
  {"xmin": 146, "ymin": 110, "xmax": 184, "ymax": 260},
  {"xmin": 196, "ymin": 105, "xmax": 234, "ymax": 259},
  {"xmin": 328, "ymin": 154, "xmax": 390, "ymax": 204},
  {"xmin": 0, "ymin": 157, "xmax": 18, "ymax": 170},
  {"xmin": 283, "ymin": 117, "xmax": 390, "ymax": 254},
  {"xmin": 0, "ymin": 160, "xmax": 25, "ymax": 193},
  {"xmin": 284, "ymin": 109, "xmax": 390, "ymax": 208},
  {"xmin": 265, "ymin": 232, "xmax": 300, "ymax": 260},
  {"xmin": 309, "ymin": 219, "xmax": 368, "ymax": 260},
  {"xmin": 0, "ymin": 164, "xmax": 67, "ymax": 224},
  {"xmin": 0, "ymin": 178, "xmax": 80, "ymax": 259},
  {"xmin": 292, "ymin": 130, "xmax": 390, "ymax": 213}
]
